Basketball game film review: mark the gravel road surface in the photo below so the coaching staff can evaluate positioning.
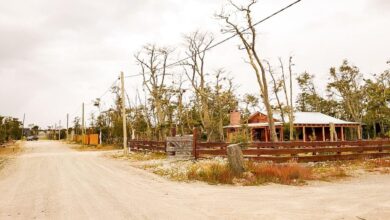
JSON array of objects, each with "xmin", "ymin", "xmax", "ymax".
[{"xmin": 0, "ymin": 141, "xmax": 389, "ymax": 220}]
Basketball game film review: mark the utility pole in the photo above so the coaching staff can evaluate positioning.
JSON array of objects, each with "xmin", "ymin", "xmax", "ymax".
[
  {"xmin": 66, "ymin": 113, "xmax": 69, "ymax": 141},
  {"xmin": 22, "ymin": 113, "xmax": 25, "ymax": 139},
  {"xmin": 82, "ymin": 102, "xmax": 85, "ymax": 144},
  {"xmin": 58, "ymin": 120, "xmax": 61, "ymax": 140},
  {"xmin": 94, "ymin": 98, "xmax": 102, "ymax": 145},
  {"xmin": 120, "ymin": 72, "xmax": 128, "ymax": 155}
]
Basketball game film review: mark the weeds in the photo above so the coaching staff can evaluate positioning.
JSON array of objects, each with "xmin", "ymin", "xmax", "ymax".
[
  {"xmin": 188, "ymin": 161, "xmax": 234, "ymax": 184},
  {"xmin": 128, "ymin": 155, "xmax": 390, "ymax": 186},
  {"xmin": 127, "ymin": 152, "xmax": 167, "ymax": 161},
  {"xmin": 244, "ymin": 161, "xmax": 312, "ymax": 185},
  {"xmin": 71, "ymin": 144, "xmax": 120, "ymax": 151},
  {"xmin": 111, "ymin": 151, "xmax": 167, "ymax": 161},
  {"xmin": 148, "ymin": 159, "xmax": 313, "ymax": 186}
]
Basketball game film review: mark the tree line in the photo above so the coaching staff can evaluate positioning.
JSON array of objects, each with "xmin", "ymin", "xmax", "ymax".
[
  {"xmin": 0, "ymin": 116, "xmax": 22, "ymax": 144},
  {"xmin": 74, "ymin": 0, "xmax": 390, "ymax": 143}
]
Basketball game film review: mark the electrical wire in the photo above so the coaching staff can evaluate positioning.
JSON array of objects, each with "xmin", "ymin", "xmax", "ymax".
[
  {"xmin": 65, "ymin": 0, "xmax": 302, "ymax": 126},
  {"xmin": 145, "ymin": 0, "xmax": 302, "ymax": 71}
]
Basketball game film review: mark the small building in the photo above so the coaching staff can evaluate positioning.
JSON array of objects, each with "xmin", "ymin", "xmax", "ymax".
[{"xmin": 224, "ymin": 111, "xmax": 361, "ymax": 142}]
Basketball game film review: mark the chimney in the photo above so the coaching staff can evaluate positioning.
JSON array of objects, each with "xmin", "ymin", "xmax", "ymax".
[{"xmin": 230, "ymin": 110, "xmax": 241, "ymax": 125}]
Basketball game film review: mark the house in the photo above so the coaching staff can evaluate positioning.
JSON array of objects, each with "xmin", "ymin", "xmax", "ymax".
[{"xmin": 224, "ymin": 111, "xmax": 361, "ymax": 142}]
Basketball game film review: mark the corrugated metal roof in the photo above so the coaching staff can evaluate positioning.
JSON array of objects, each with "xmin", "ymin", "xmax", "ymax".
[{"xmin": 273, "ymin": 112, "xmax": 359, "ymax": 125}]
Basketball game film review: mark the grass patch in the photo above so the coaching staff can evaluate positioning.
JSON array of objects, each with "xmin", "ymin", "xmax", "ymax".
[
  {"xmin": 186, "ymin": 160, "xmax": 312, "ymax": 185},
  {"xmin": 243, "ymin": 161, "xmax": 312, "ymax": 185},
  {"xmin": 0, "ymin": 141, "xmax": 23, "ymax": 171},
  {"xmin": 135, "ymin": 156, "xmax": 390, "ymax": 186},
  {"xmin": 310, "ymin": 164, "xmax": 349, "ymax": 181},
  {"xmin": 188, "ymin": 161, "xmax": 234, "ymax": 184},
  {"xmin": 142, "ymin": 158, "xmax": 315, "ymax": 186},
  {"xmin": 71, "ymin": 144, "xmax": 120, "ymax": 151},
  {"xmin": 111, "ymin": 151, "xmax": 167, "ymax": 161},
  {"xmin": 0, "ymin": 141, "xmax": 23, "ymax": 156}
]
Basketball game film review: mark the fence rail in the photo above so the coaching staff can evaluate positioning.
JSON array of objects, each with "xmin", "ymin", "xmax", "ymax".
[
  {"xmin": 195, "ymin": 140, "xmax": 390, "ymax": 162},
  {"xmin": 128, "ymin": 135, "xmax": 390, "ymax": 163},
  {"xmin": 128, "ymin": 140, "xmax": 167, "ymax": 152}
]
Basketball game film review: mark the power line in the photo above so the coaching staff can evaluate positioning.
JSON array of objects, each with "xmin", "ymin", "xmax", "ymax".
[
  {"xmin": 67, "ymin": 77, "xmax": 119, "ymax": 127},
  {"xmin": 148, "ymin": 0, "xmax": 303, "ymax": 71},
  {"xmin": 125, "ymin": 74, "xmax": 143, "ymax": 78},
  {"xmin": 65, "ymin": 0, "xmax": 302, "ymax": 127},
  {"xmin": 98, "ymin": 78, "xmax": 119, "ymax": 99}
]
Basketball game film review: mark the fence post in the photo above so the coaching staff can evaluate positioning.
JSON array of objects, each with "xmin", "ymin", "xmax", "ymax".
[
  {"xmin": 192, "ymin": 128, "xmax": 197, "ymax": 159},
  {"xmin": 128, "ymin": 140, "xmax": 131, "ymax": 152}
]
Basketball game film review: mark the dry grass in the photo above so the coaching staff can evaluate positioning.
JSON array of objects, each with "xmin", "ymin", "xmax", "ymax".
[
  {"xmin": 244, "ymin": 161, "xmax": 312, "ymax": 185},
  {"xmin": 185, "ymin": 160, "xmax": 313, "ymax": 185},
  {"xmin": 310, "ymin": 164, "xmax": 349, "ymax": 181},
  {"xmin": 188, "ymin": 161, "xmax": 234, "ymax": 184},
  {"xmin": 112, "ymin": 151, "xmax": 167, "ymax": 161},
  {"xmin": 133, "ymin": 156, "xmax": 390, "ymax": 186},
  {"xmin": 0, "ymin": 141, "xmax": 24, "ymax": 170},
  {"xmin": 0, "ymin": 141, "xmax": 23, "ymax": 156},
  {"xmin": 71, "ymin": 144, "xmax": 120, "ymax": 151},
  {"xmin": 141, "ymin": 158, "xmax": 315, "ymax": 186},
  {"xmin": 308, "ymin": 157, "xmax": 390, "ymax": 179}
]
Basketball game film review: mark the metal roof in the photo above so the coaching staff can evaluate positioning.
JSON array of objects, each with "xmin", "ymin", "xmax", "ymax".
[
  {"xmin": 273, "ymin": 112, "xmax": 359, "ymax": 125},
  {"xmin": 224, "ymin": 112, "xmax": 359, "ymax": 128}
]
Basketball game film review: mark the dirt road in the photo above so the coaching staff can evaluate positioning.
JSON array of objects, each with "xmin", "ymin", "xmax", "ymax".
[{"xmin": 0, "ymin": 141, "xmax": 389, "ymax": 220}]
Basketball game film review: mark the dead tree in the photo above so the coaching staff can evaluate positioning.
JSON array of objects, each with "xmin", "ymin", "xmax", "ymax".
[
  {"xmin": 135, "ymin": 44, "xmax": 173, "ymax": 140},
  {"xmin": 266, "ymin": 60, "xmax": 285, "ymax": 123},
  {"xmin": 279, "ymin": 57, "xmax": 295, "ymax": 141},
  {"xmin": 217, "ymin": 0, "xmax": 278, "ymax": 142},
  {"xmin": 182, "ymin": 31, "xmax": 214, "ymax": 141}
]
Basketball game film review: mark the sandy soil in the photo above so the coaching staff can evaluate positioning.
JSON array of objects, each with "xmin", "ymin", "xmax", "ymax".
[{"xmin": 0, "ymin": 141, "xmax": 389, "ymax": 220}]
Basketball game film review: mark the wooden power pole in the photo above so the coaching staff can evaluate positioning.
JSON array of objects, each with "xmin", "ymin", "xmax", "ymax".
[
  {"xmin": 66, "ymin": 113, "xmax": 69, "ymax": 141},
  {"xmin": 82, "ymin": 102, "xmax": 85, "ymax": 144},
  {"xmin": 58, "ymin": 120, "xmax": 61, "ymax": 140},
  {"xmin": 120, "ymin": 72, "xmax": 128, "ymax": 155},
  {"xmin": 22, "ymin": 113, "xmax": 25, "ymax": 138}
]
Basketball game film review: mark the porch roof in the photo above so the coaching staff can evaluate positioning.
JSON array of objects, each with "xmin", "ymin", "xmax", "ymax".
[{"xmin": 273, "ymin": 112, "xmax": 360, "ymax": 125}]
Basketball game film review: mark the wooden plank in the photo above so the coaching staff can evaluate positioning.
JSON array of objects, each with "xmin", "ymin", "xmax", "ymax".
[
  {"xmin": 196, "ymin": 142, "xmax": 229, "ymax": 148},
  {"xmin": 249, "ymin": 152, "xmax": 390, "ymax": 163},
  {"xmin": 196, "ymin": 149, "xmax": 227, "ymax": 156},
  {"xmin": 195, "ymin": 140, "xmax": 390, "ymax": 149},
  {"xmin": 128, "ymin": 140, "xmax": 167, "ymax": 152},
  {"xmin": 242, "ymin": 146, "xmax": 390, "ymax": 155},
  {"xmin": 248, "ymin": 140, "xmax": 390, "ymax": 148}
]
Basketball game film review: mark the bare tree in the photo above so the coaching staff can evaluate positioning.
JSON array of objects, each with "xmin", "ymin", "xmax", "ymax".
[
  {"xmin": 279, "ymin": 57, "xmax": 295, "ymax": 141},
  {"xmin": 135, "ymin": 44, "xmax": 173, "ymax": 140},
  {"xmin": 217, "ymin": 0, "xmax": 278, "ymax": 142},
  {"xmin": 266, "ymin": 60, "xmax": 285, "ymax": 123},
  {"xmin": 182, "ymin": 31, "xmax": 215, "ymax": 141}
]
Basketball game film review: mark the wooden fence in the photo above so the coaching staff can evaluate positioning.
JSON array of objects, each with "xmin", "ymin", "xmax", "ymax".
[
  {"xmin": 128, "ymin": 140, "xmax": 167, "ymax": 152},
  {"xmin": 195, "ymin": 140, "xmax": 390, "ymax": 162}
]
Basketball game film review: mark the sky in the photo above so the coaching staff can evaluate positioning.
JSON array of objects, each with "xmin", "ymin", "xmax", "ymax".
[{"xmin": 0, "ymin": 0, "xmax": 389, "ymax": 128}]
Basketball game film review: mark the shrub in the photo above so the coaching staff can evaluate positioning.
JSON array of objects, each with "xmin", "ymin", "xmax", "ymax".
[
  {"xmin": 245, "ymin": 161, "xmax": 312, "ymax": 185},
  {"xmin": 188, "ymin": 161, "xmax": 234, "ymax": 184}
]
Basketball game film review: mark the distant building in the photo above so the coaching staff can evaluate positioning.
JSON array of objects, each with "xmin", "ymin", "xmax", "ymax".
[{"xmin": 224, "ymin": 111, "xmax": 361, "ymax": 142}]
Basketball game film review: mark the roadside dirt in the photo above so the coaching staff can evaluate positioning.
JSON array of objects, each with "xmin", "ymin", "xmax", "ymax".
[
  {"xmin": 0, "ymin": 140, "xmax": 389, "ymax": 219},
  {"xmin": 70, "ymin": 143, "xmax": 120, "ymax": 151},
  {"xmin": 0, "ymin": 141, "xmax": 23, "ymax": 170}
]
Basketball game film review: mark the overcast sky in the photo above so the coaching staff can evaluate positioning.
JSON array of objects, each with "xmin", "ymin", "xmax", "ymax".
[{"xmin": 0, "ymin": 0, "xmax": 389, "ymax": 128}]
